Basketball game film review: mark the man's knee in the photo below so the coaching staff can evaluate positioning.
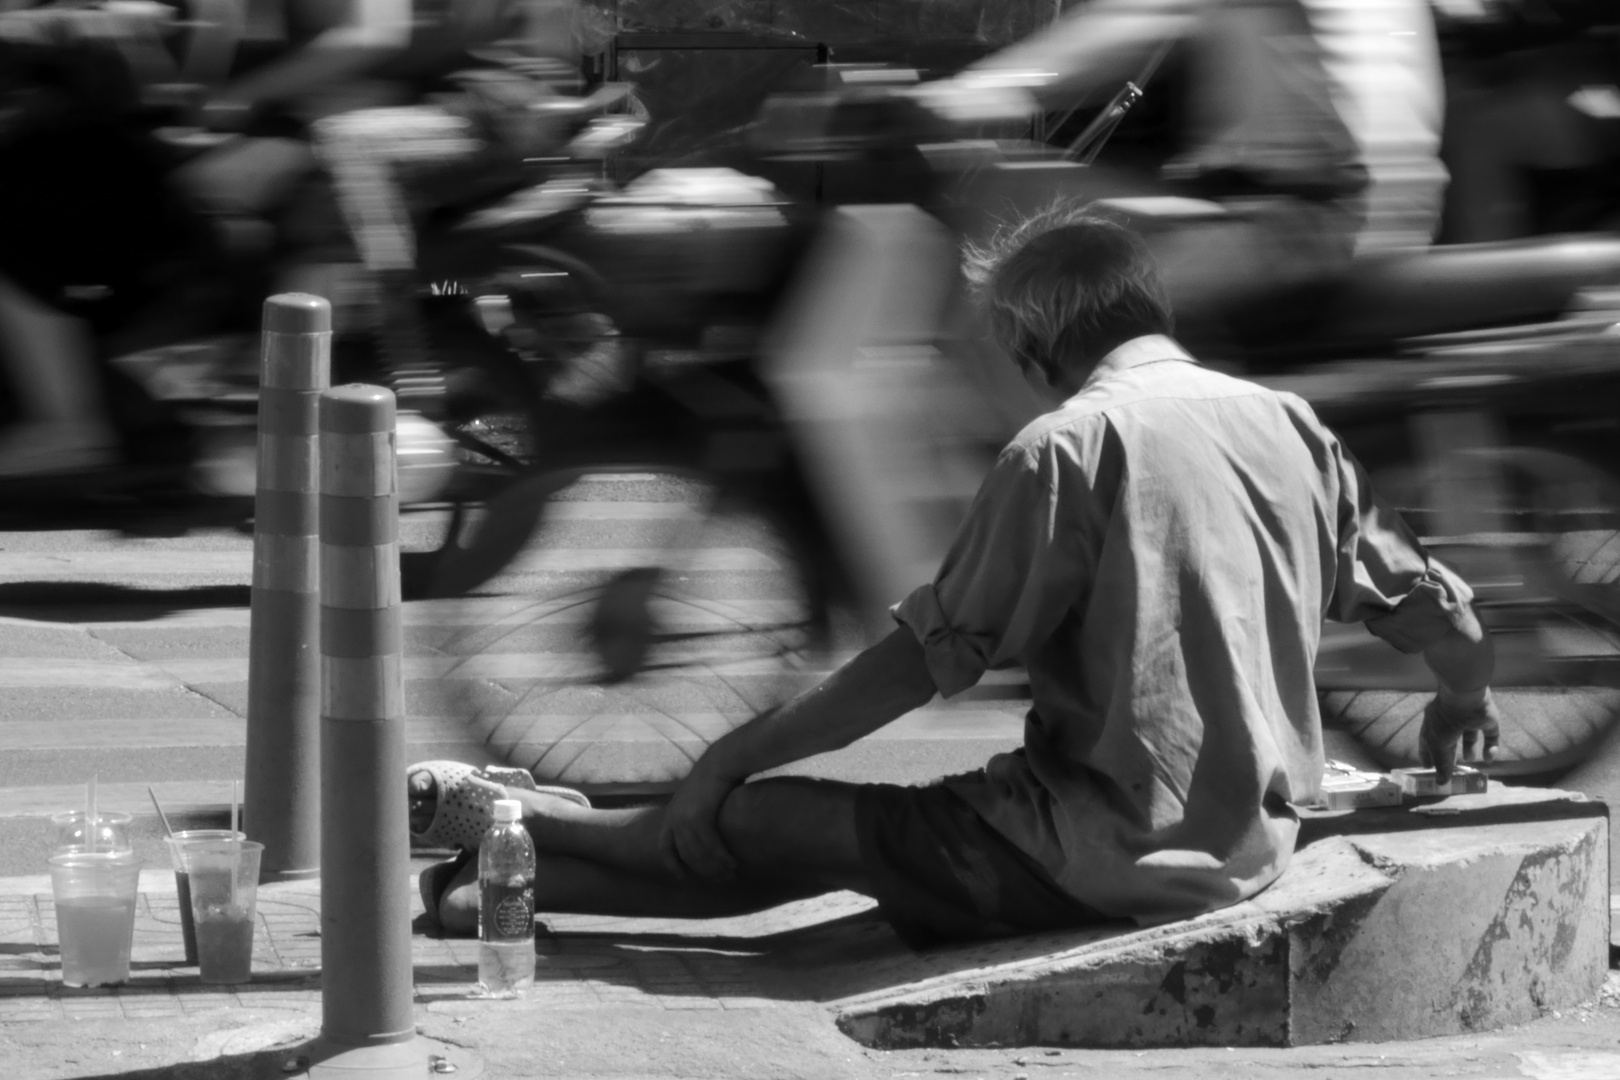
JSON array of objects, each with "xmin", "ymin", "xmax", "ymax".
[{"xmin": 714, "ymin": 778, "xmax": 865, "ymax": 883}]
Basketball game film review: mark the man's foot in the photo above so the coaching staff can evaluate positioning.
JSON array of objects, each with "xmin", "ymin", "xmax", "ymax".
[
  {"xmin": 0, "ymin": 421, "xmax": 117, "ymax": 478},
  {"xmin": 407, "ymin": 760, "xmax": 590, "ymax": 850}
]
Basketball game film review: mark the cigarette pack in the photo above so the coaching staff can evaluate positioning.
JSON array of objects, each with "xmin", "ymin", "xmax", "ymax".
[
  {"xmin": 1311, "ymin": 761, "xmax": 1404, "ymax": 810},
  {"xmin": 1392, "ymin": 766, "xmax": 1488, "ymax": 798}
]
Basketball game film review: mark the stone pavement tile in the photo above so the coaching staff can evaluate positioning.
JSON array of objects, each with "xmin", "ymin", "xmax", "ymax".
[
  {"xmin": 656, "ymin": 996, "xmax": 724, "ymax": 1010},
  {"xmin": 177, "ymin": 991, "xmax": 241, "ymax": 1014},
  {"xmin": 0, "ymin": 897, "xmax": 38, "ymax": 945},
  {"xmin": 0, "ymin": 1000, "xmax": 59, "ymax": 1022}
]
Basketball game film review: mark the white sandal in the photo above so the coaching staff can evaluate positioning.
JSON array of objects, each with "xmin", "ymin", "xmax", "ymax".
[{"xmin": 408, "ymin": 760, "xmax": 589, "ymax": 850}]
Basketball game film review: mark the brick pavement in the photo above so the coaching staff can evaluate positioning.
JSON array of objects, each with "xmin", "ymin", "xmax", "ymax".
[{"xmin": 0, "ymin": 863, "xmax": 892, "ymax": 1026}]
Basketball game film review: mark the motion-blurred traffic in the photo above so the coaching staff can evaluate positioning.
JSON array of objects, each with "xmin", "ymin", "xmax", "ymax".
[{"xmin": 2, "ymin": 0, "xmax": 1620, "ymax": 783}]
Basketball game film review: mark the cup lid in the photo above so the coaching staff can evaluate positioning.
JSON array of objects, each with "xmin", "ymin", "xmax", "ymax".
[{"xmin": 48, "ymin": 848, "xmax": 142, "ymax": 867}]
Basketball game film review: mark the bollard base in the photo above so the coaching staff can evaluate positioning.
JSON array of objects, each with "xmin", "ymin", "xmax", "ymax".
[{"xmin": 275, "ymin": 1035, "xmax": 483, "ymax": 1079}]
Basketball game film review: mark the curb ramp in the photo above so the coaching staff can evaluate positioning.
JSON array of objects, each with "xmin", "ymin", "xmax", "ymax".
[{"xmin": 831, "ymin": 787, "xmax": 1608, "ymax": 1049}]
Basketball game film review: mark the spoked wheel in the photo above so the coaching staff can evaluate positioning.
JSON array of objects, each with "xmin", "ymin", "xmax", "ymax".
[
  {"xmin": 1319, "ymin": 443, "xmax": 1620, "ymax": 781},
  {"xmin": 434, "ymin": 468, "xmax": 832, "ymax": 795},
  {"xmin": 397, "ymin": 286, "xmax": 630, "ymax": 599}
]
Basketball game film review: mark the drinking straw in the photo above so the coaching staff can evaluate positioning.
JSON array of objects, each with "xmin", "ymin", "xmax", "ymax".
[
  {"xmin": 86, "ymin": 775, "xmax": 97, "ymax": 854},
  {"xmin": 148, "ymin": 786, "xmax": 175, "ymax": 838},
  {"xmin": 229, "ymin": 781, "xmax": 240, "ymax": 908}
]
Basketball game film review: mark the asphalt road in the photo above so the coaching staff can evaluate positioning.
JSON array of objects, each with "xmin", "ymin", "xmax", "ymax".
[{"xmin": 0, "ymin": 473, "xmax": 1026, "ymax": 876}]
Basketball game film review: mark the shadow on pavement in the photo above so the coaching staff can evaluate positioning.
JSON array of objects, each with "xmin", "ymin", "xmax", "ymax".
[
  {"xmin": 52, "ymin": 1047, "xmax": 301, "ymax": 1080},
  {"xmin": 0, "ymin": 582, "xmax": 251, "ymax": 621}
]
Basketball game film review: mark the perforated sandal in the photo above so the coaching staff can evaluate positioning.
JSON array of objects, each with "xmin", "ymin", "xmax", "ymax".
[{"xmin": 407, "ymin": 760, "xmax": 590, "ymax": 851}]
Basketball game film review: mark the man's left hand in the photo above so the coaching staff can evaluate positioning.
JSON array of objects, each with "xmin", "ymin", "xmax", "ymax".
[{"xmin": 1419, "ymin": 686, "xmax": 1501, "ymax": 783}]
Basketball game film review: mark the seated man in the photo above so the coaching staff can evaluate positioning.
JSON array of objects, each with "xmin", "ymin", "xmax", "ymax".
[{"xmin": 412, "ymin": 208, "xmax": 1500, "ymax": 945}]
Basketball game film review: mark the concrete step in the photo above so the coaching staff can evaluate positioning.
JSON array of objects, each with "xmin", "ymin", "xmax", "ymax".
[{"xmin": 829, "ymin": 786, "xmax": 1609, "ymax": 1049}]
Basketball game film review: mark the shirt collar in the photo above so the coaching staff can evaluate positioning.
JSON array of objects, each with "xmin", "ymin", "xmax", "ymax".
[{"xmin": 1083, "ymin": 335, "xmax": 1195, "ymax": 390}]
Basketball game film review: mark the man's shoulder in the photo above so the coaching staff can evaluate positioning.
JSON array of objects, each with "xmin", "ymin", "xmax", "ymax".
[{"xmin": 1009, "ymin": 362, "xmax": 1336, "ymax": 466}]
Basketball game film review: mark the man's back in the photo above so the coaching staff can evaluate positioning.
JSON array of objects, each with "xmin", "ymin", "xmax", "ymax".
[{"xmin": 900, "ymin": 335, "xmax": 1446, "ymax": 923}]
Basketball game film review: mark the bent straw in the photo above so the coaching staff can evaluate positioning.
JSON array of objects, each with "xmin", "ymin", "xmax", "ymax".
[{"xmin": 148, "ymin": 787, "xmax": 175, "ymax": 839}]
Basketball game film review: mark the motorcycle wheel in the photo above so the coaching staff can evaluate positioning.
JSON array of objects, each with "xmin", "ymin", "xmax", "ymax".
[
  {"xmin": 400, "ymin": 273, "xmax": 635, "ymax": 599},
  {"xmin": 425, "ymin": 467, "xmax": 831, "ymax": 795},
  {"xmin": 1319, "ymin": 445, "xmax": 1620, "ymax": 781}
]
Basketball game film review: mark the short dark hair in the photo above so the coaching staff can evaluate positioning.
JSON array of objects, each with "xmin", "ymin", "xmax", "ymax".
[{"xmin": 965, "ymin": 204, "xmax": 1173, "ymax": 382}]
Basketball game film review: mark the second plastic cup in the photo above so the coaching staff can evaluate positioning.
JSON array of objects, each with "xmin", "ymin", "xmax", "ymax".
[
  {"xmin": 162, "ymin": 830, "xmax": 245, "ymax": 966},
  {"xmin": 51, "ymin": 810, "xmax": 133, "ymax": 855},
  {"xmin": 185, "ymin": 839, "xmax": 262, "ymax": 984},
  {"xmin": 49, "ymin": 849, "xmax": 143, "ymax": 988}
]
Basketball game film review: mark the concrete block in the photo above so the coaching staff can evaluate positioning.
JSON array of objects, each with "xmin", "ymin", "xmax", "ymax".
[{"xmin": 833, "ymin": 787, "xmax": 1608, "ymax": 1050}]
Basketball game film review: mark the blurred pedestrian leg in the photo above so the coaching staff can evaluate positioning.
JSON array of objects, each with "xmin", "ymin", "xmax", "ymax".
[
  {"xmin": 0, "ymin": 272, "xmax": 116, "ymax": 477},
  {"xmin": 764, "ymin": 206, "xmax": 992, "ymax": 638},
  {"xmin": 313, "ymin": 107, "xmax": 481, "ymax": 417}
]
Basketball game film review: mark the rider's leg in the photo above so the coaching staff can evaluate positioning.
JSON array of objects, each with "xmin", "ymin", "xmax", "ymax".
[
  {"xmin": 313, "ymin": 107, "xmax": 484, "ymax": 416},
  {"xmin": 0, "ymin": 274, "xmax": 117, "ymax": 477},
  {"xmin": 1146, "ymin": 195, "xmax": 1358, "ymax": 354},
  {"xmin": 1441, "ymin": 71, "xmax": 1602, "ymax": 243}
]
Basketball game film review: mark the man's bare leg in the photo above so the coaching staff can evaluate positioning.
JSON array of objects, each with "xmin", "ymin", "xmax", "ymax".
[{"xmin": 433, "ymin": 777, "xmax": 872, "ymax": 935}]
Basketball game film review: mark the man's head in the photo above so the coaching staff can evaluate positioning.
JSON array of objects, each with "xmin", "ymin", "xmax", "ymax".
[{"xmin": 967, "ymin": 204, "xmax": 1172, "ymax": 395}]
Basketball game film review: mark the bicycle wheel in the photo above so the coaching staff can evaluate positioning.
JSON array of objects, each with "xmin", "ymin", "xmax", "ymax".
[
  {"xmin": 433, "ymin": 468, "xmax": 830, "ymax": 795},
  {"xmin": 398, "ymin": 282, "xmax": 632, "ymax": 599},
  {"xmin": 1320, "ymin": 445, "xmax": 1620, "ymax": 780}
]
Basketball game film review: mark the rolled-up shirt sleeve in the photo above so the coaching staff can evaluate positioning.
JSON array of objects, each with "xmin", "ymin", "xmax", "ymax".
[
  {"xmin": 1325, "ymin": 431, "xmax": 1476, "ymax": 653},
  {"xmin": 893, "ymin": 440, "xmax": 1090, "ymax": 697}
]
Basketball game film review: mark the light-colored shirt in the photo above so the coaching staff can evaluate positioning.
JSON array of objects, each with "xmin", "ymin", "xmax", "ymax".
[{"xmin": 893, "ymin": 335, "xmax": 1473, "ymax": 923}]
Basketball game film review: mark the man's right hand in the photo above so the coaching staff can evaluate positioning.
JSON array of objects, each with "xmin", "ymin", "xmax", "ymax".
[
  {"xmin": 1419, "ymin": 686, "xmax": 1502, "ymax": 783},
  {"xmin": 658, "ymin": 756, "xmax": 743, "ymax": 882}
]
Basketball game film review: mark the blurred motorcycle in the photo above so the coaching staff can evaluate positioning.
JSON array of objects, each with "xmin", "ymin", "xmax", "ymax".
[
  {"xmin": 0, "ymin": 18, "xmax": 647, "ymax": 589},
  {"xmin": 420, "ymin": 66, "xmax": 1620, "ymax": 790}
]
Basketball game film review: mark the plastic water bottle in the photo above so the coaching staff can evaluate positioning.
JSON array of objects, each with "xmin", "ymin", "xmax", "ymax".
[{"xmin": 476, "ymin": 799, "xmax": 535, "ymax": 998}]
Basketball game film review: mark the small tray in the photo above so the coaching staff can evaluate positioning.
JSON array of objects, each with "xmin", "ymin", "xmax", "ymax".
[
  {"xmin": 1391, "ymin": 766, "xmax": 1488, "ymax": 798},
  {"xmin": 1311, "ymin": 761, "xmax": 1404, "ymax": 810}
]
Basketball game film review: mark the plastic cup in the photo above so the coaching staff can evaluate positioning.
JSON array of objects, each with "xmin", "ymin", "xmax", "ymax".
[
  {"xmin": 185, "ymin": 839, "xmax": 262, "ymax": 985},
  {"xmin": 48, "ymin": 849, "xmax": 143, "ymax": 988},
  {"xmin": 51, "ymin": 810, "xmax": 133, "ymax": 855},
  {"xmin": 162, "ymin": 830, "xmax": 245, "ymax": 965}
]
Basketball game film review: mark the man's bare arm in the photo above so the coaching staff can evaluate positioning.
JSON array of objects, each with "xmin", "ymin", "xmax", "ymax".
[
  {"xmin": 706, "ymin": 626, "xmax": 939, "ymax": 783},
  {"xmin": 210, "ymin": 0, "xmax": 411, "ymax": 118},
  {"xmin": 946, "ymin": 0, "xmax": 1218, "ymax": 114},
  {"xmin": 659, "ymin": 626, "xmax": 939, "ymax": 878}
]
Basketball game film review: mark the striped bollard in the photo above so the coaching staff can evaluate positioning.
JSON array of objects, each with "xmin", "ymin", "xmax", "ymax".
[
  {"xmin": 298, "ymin": 385, "xmax": 479, "ymax": 1079},
  {"xmin": 244, "ymin": 294, "xmax": 329, "ymax": 881}
]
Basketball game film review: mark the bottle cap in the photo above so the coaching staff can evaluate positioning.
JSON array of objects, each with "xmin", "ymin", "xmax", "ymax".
[{"xmin": 492, "ymin": 799, "xmax": 522, "ymax": 823}]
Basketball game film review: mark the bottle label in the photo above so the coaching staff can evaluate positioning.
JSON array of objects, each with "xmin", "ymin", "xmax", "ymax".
[{"xmin": 481, "ymin": 880, "xmax": 534, "ymax": 942}]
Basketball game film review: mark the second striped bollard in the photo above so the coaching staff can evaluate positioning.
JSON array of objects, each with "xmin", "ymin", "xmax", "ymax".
[{"xmin": 295, "ymin": 384, "xmax": 479, "ymax": 1079}]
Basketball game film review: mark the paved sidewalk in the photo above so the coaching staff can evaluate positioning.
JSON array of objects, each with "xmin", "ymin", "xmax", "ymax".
[
  {"xmin": 4, "ymin": 856, "xmax": 1620, "ymax": 1080},
  {"xmin": 0, "ymin": 861, "xmax": 888, "ymax": 1025}
]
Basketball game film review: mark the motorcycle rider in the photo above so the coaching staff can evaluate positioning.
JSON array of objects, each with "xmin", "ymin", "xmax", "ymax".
[
  {"xmin": 0, "ymin": 0, "xmax": 580, "ymax": 476},
  {"xmin": 915, "ymin": 0, "xmax": 1448, "ymax": 351},
  {"xmin": 0, "ymin": 0, "xmax": 413, "ymax": 476}
]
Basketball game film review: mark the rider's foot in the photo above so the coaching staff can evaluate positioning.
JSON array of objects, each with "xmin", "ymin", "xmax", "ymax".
[{"xmin": 0, "ymin": 421, "xmax": 117, "ymax": 478}]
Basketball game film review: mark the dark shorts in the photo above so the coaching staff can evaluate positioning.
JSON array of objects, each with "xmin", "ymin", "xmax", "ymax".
[{"xmin": 853, "ymin": 778, "xmax": 1111, "ymax": 950}]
